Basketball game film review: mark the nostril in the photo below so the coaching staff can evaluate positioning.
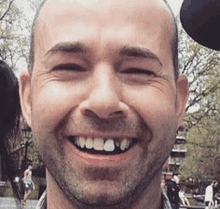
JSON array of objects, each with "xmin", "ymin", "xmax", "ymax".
[
  {"xmin": 79, "ymin": 100, "xmax": 129, "ymax": 119},
  {"xmin": 83, "ymin": 109, "xmax": 98, "ymax": 118},
  {"xmin": 110, "ymin": 111, "xmax": 124, "ymax": 116},
  {"xmin": 115, "ymin": 111, "xmax": 123, "ymax": 115},
  {"xmin": 83, "ymin": 109, "xmax": 124, "ymax": 119}
]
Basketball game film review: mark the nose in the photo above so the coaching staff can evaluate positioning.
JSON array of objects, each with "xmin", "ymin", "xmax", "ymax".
[{"xmin": 79, "ymin": 63, "xmax": 129, "ymax": 119}]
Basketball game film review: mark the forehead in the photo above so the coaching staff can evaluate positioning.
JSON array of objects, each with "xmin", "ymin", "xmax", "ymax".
[
  {"xmin": 41, "ymin": 0, "xmax": 169, "ymax": 16},
  {"xmin": 38, "ymin": 0, "xmax": 172, "ymax": 30},
  {"xmin": 34, "ymin": 0, "xmax": 174, "ymax": 69}
]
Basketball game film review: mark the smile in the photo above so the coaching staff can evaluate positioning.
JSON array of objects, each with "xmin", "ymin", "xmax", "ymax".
[{"xmin": 68, "ymin": 136, "xmax": 137, "ymax": 155}]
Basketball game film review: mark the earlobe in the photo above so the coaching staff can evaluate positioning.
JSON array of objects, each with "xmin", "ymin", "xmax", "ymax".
[
  {"xmin": 19, "ymin": 70, "xmax": 32, "ymax": 127},
  {"xmin": 175, "ymin": 75, "xmax": 189, "ymax": 126}
]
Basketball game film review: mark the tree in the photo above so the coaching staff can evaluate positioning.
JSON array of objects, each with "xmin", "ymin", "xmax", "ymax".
[
  {"xmin": 0, "ymin": 1, "xmax": 44, "ymax": 178},
  {"xmin": 179, "ymin": 115, "xmax": 220, "ymax": 181},
  {"xmin": 0, "ymin": 0, "xmax": 43, "ymax": 72},
  {"xmin": 179, "ymin": 25, "xmax": 220, "ymax": 130},
  {"xmin": 178, "ymin": 18, "xmax": 220, "ymax": 181}
]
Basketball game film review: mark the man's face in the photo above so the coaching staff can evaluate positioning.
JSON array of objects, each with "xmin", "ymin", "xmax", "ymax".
[{"xmin": 20, "ymin": 0, "xmax": 188, "ymax": 207}]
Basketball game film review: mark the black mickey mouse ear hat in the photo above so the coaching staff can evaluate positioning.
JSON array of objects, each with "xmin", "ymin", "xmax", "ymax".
[{"xmin": 180, "ymin": 0, "xmax": 220, "ymax": 50}]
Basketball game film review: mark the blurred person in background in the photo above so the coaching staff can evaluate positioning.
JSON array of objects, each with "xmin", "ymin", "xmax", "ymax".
[
  {"xmin": 205, "ymin": 181, "xmax": 214, "ymax": 209},
  {"xmin": 179, "ymin": 189, "xmax": 190, "ymax": 206},
  {"xmin": 213, "ymin": 181, "xmax": 218, "ymax": 209},
  {"xmin": 161, "ymin": 178, "xmax": 167, "ymax": 193},
  {"xmin": 22, "ymin": 164, "xmax": 35, "ymax": 206},
  {"xmin": 167, "ymin": 175, "xmax": 180, "ymax": 209},
  {"xmin": 0, "ymin": 60, "xmax": 21, "ymax": 200}
]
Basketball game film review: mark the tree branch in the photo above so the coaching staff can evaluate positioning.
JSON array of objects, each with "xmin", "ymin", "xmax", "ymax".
[{"xmin": 0, "ymin": 0, "xmax": 14, "ymax": 21}]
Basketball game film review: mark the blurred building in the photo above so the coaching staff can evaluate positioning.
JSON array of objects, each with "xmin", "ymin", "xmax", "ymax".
[{"xmin": 162, "ymin": 125, "xmax": 187, "ymax": 179}]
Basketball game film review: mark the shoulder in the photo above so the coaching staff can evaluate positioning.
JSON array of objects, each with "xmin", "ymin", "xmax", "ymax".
[{"xmin": 24, "ymin": 170, "xmax": 28, "ymax": 175}]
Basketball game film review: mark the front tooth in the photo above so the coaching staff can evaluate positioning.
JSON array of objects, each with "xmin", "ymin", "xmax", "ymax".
[
  {"xmin": 126, "ymin": 139, "xmax": 131, "ymax": 149},
  {"xmin": 86, "ymin": 137, "xmax": 93, "ymax": 149},
  {"xmin": 93, "ymin": 138, "xmax": 104, "ymax": 151},
  {"xmin": 79, "ymin": 136, "xmax": 86, "ymax": 148},
  {"xmin": 120, "ymin": 138, "xmax": 128, "ymax": 151},
  {"xmin": 75, "ymin": 137, "xmax": 80, "ymax": 146},
  {"xmin": 104, "ymin": 139, "xmax": 115, "ymax": 152}
]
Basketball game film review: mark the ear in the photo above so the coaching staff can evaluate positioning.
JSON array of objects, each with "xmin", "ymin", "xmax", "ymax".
[
  {"xmin": 19, "ymin": 70, "xmax": 32, "ymax": 128},
  {"xmin": 175, "ymin": 75, "xmax": 189, "ymax": 126}
]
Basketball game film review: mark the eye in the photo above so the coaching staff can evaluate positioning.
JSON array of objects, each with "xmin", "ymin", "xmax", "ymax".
[
  {"xmin": 122, "ymin": 68, "xmax": 155, "ymax": 76},
  {"xmin": 52, "ymin": 63, "xmax": 86, "ymax": 72}
]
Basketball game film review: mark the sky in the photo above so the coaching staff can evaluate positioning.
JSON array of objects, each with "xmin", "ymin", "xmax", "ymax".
[{"xmin": 167, "ymin": 0, "xmax": 184, "ymax": 15}]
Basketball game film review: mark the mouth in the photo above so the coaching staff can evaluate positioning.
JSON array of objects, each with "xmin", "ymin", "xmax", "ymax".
[{"xmin": 68, "ymin": 136, "xmax": 138, "ymax": 155}]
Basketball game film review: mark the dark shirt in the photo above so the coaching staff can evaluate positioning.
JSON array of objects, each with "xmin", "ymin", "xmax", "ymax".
[
  {"xmin": 213, "ymin": 186, "xmax": 218, "ymax": 197},
  {"xmin": 166, "ymin": 180, "xmax": 180, "ymax": 205}
]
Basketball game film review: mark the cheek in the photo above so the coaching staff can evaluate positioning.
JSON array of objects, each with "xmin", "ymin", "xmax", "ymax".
[
  {"xmin": 123, "ymin": 85, "xmax": 177, "ymax": 129},
  {"xmin": 31, "ymin": 81, "xmax": 85, "ymax": 134},
  {"xmin": 123, "ymin": 85, "xmax": 177, "ymax": 163}
]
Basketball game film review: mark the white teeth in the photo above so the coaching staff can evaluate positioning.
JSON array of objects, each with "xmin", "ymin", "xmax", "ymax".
[
  {"xmin": 126, "ymin": 139, "xmax": 131, "ymax": 149},
  {"xmin": 86, "ymin": 137, "xmax": 93, "ymax": 149},
  {"xmin": 120, "ymin": 138, "xmax": 132, "ymax": 151},
  {"xmin": 75, "ymin": 137, "xmax": 80, "ymax": 147},
  {"xmin": 103, "ymin": 139, "xmax": 115, "ymax": 152},
  {"xmin": 93, "ymin": 138, "xmax": 104, "ymax": 151},
  {"xmin": 120, "ymin": 139, "xmax": 127, "ymax": 151},
  {"xmin": 79, "ymin": 136, "xmax": 86, "ymax": 148},
  {"xmin": 74, "ymin": 136, "xmax": 133, "ymax": 152}
]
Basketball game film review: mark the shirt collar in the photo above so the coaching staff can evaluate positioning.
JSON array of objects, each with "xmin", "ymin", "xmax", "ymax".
[{"xmin": 36, "ymin": 190, "xmax": 47, "ymax": 209}]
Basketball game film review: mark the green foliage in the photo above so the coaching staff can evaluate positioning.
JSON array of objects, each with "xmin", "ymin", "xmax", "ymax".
[
  {"xmin": 0, "ymin": 1, "xmax": 44, "ymax": 176},
  {"xmin": 0, "ymin": 0, "xmax": 33, "ymax": 71},
  {"xmin": 178, "ymin": 17, "xmax": 220, "ymax": 180},
  {"xmin": 178, "ymin": 18, "xmax": 220, "ymax": 129},
  {"xmin": 179, "ymin": 114, "xmax": 220, "ymax": 181}
]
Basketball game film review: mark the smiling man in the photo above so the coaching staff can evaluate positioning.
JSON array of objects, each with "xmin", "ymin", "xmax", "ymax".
[{"xmin": 19, "ymin": 0, "xmax": 188, "ymax": 208}]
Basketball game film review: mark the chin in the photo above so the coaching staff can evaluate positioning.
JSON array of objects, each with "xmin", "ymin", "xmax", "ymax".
[{"xmin": 65, "ymin": 181, "xmax": 132, "ymax": 207}]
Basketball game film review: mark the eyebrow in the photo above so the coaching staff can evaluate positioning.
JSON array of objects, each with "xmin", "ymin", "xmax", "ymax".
[
  {"xmin": 45, "ymin": 42, "xmax": 87, "ymax": 56},
  {"xmin": 45, "ymin": 42, "xmax": 162, "ymax": 66},
  {"xmin": 119, "ymin": 46, "xmax": 162, "ymax": 66}
]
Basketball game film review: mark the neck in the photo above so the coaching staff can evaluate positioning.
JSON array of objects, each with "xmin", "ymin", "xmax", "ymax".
[{"xmin": 46, "ymin": 169, "xmax": 162, "ymax": 209}]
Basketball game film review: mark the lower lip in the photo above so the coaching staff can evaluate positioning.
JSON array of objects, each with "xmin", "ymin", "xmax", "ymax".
[{"xmin": 66, "ymin": 139, "xmax": 137, "ymax": 166}]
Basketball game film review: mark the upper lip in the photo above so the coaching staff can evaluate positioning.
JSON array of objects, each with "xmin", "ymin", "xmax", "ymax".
[
  {"xmin": 63, "ymin": 127, "xmax": 141, "ymax": 137},
  {"xmin": 62, "ymin": 117, "xmax": 144, "ymax": 141}
]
